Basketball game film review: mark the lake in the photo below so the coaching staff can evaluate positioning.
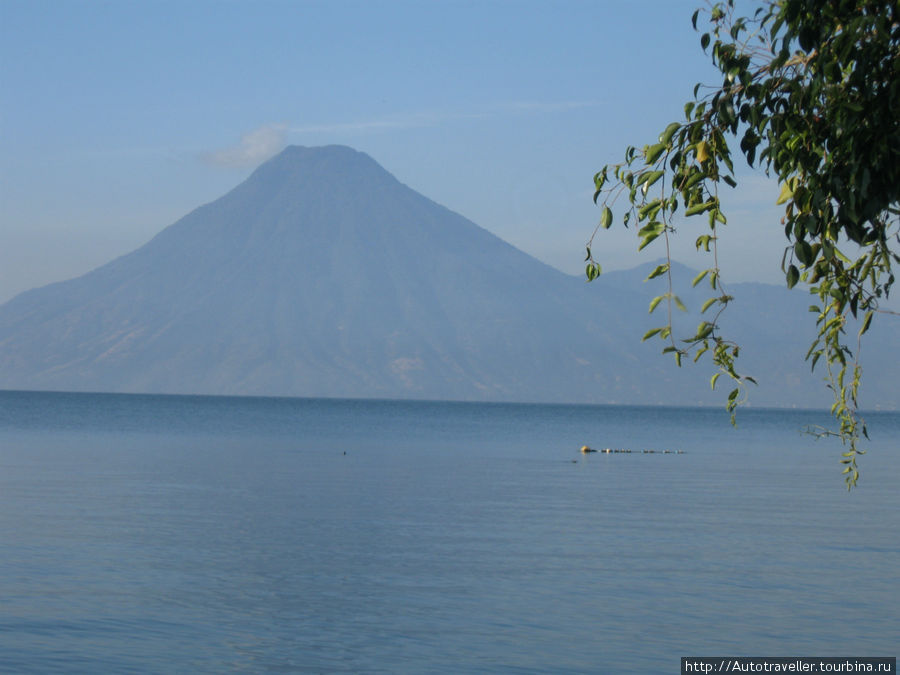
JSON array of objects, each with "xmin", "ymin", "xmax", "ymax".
[{"xmin": 1, "ymin": 390, "xmax": 897, "ymax": 672}]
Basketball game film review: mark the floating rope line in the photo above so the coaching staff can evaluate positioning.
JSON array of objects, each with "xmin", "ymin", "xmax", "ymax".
[{"xmin": 580, "ymin": 445, "xmax": 684, "ymax": 455}]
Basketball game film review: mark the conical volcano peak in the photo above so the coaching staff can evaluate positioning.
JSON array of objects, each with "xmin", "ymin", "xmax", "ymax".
[
  {"xmin": 187, "ymin": 144, "xmax": 410, "ymax": 241},
  {"xmin": 263, "ymin": 144, "xmax": 376, "ymax": 168},
  {"xmin": 247, "ymin": 144, "xmax": 398, "ymax": 191},
  {"xmin": 275, "ymin": 144, "xmax": 370, "ymax": 161}
]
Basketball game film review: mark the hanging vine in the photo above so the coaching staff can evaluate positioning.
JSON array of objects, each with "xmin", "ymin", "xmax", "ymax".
[{"xmin": 586, "ymin": 0, "xmax": 899, "ymax": 488}]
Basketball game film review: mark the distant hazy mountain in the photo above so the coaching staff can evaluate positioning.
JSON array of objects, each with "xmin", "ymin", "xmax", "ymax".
[{"xmin": 0, "ymin": 145, "xmax": 895, "ymax": 408}]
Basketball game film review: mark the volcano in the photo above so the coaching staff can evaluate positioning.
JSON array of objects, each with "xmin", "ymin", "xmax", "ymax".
[
  {"xmin": 1, "ymin": 145, "xmax": 895, "ymax": 408},
  {"xmin": 0, "ymin": 146, "xmax": 647, "ymax": 401}
]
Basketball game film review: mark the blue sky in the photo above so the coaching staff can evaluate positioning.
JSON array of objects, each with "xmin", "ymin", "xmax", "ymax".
[{"xmin": 0, "ymin": 0, "xmax": 786, "ymax": 304}]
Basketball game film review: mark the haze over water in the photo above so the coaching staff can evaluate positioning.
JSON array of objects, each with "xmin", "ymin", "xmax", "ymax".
[{"xmin": 1, "ymin": 391, "xmax": 897, "ymax": 672}]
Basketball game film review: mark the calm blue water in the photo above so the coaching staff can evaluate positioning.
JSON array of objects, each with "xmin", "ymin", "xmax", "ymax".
[{"xmin": 1, "ymin": 391, "xmax": 897, "ymax": 673}]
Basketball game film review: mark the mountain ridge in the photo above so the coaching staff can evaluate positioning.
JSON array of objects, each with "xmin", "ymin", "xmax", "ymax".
[{"xmin": 1, "ymin": 145, "xmax": 895, "ymax": 408}]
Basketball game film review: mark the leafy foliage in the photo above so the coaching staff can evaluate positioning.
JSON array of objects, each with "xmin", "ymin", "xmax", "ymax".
[{"xmin": 586, "ymin": 0, "xmax": 900, "ymax": 488}]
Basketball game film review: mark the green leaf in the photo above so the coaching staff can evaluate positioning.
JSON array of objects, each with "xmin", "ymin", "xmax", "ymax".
[
  {"xmin": 642, "ymin": 327, "xmax": 662, "ymax": 341},
  {"xmin": 692, "ymin": 269, "xmax": 709, "ymax": 287},
  {"xmin": 638, "ymin": 232, "xmax": 661, "ymax": 251},
  {"xmin": 638, "ymin": 198, "xmax": 662, "ymax": 221},
  {"xmin": 859, "ymin": 310, "xmax": 873, "ymax": 337},
  {"xmin": 684, "ymin": 201, "xmax": 715, "ymax": 216},
  {"xmin": 645, "ymin": 143, "xmax": 666, "ymax": 164},
  {"xmin": 701, "ymin": 297, "xmax": 717, "ymax": 313},
  {"xmin": 659, "ymin": 122, "xmax": 681, "ymax": 146},
  {"xmin": 648, "ymin": 294, "xmax": 666, "ymax": 313},
  {"xmin": 775, "ymin": 180, "xmax": 794, "ymax": 205},
  {"xmin": 637, "ymin": 222, "xmax": 664, "ymax": 251},
  {"xmin": 786, "ymin": 264, "xmax": 800, "ymax": 289},
  {"xmin": 642, "ymin": 170, "xmax": 665, "ymax": 190},
  {"xmin": 810, "ymin": 351, "xmax": 822, "ymax": 371},
  {"xmin": 646, "ymin": 263, "xmax": 669, "ymax": 281},
  {"xmin": 638, "ymin": 221, "xmax": 665, "ymax": 237},
  {"xmin": 804, "ymin": 341, "xmax": 818, "ymax": 361},
  {"xmin": 601, "ymin": 205, "xmax": 612, "ymax": 229},
  {"xmin": 794, "ymin": 240, "xmax": 814, "ymax": 266},
  {"xmin": 711, "ymin": 373, "xmax": 721, "ymax": 390},
  {"xmin": 682, "ymin": 171, "xmax": 707, "ymax": 190},
  {"xmin": 673, "ymin": 295, "xmax": 688, "ymax": 312}
]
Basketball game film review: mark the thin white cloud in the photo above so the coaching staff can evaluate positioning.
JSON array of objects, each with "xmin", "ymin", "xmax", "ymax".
[{"xmin": 203, "ymin": 124, "xmax": 288, "ymax": 167}]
